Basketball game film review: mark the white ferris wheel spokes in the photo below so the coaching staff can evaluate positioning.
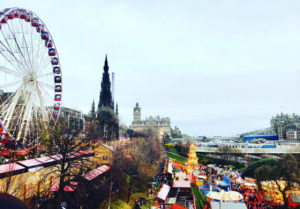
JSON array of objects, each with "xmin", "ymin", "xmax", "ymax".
[{"xmin": 0, "ymin": 7, "xmax": 62, "ymax": 145}]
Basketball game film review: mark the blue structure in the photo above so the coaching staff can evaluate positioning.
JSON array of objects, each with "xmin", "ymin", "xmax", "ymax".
[
  {"xmin": 241, "ymin": 135, "xmax": 278, "ymax": 142},
  {"xmin": 202, "ymin": 183, "xmax": 220, "ymax": 195}
]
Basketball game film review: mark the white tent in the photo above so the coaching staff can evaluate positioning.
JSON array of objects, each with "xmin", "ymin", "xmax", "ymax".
[
  {"xmin": 211, "ymin": 202, "xmax": 247, "ymax": 209},
  {"xmin": 156, "ymin": 184, "xmax": 171, "ymax": 201}
]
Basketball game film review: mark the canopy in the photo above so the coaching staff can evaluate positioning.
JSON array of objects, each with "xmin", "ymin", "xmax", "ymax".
[
  {"xmin": 0, "ymin": 163, "xmax": 26, "ymax": 178},
  {"xmin": 49, "ymin": 181, "xmax": 78, "ymax": 192},
  {"xmin": 167, "ymin": 161, "xmax": 173, "ymax": 174},
  {"xmin": 17, "ymin": 159, "xmax": 43, "ymax": 169},
  {"xmin": 244, "ymin": 182, "xmax": 257, "ymax": 188},
  {"xmin": 211, "ymin": 202, "xmax": 247, "ymax": 209},
  {"xmin": 173, "ymin": 180, "xmax": 190, "ymax": 188},
  {"xmin": 156, "ymin": 184, "xmax": 170, "ymax": 201},
  {"xmin": 84, "ymin": 165, "xmax": 111, "ymax": 181},
  {"xmin": 235, "ymin": 177, "xmax": 244, "ymax": 184},
  {"xmin": 202, "ymin": 183, "xmax": 221, "ymax": 195},
  {"xmin": 207, "ymin": 191, "xmax": 243, "ymax": 202}
]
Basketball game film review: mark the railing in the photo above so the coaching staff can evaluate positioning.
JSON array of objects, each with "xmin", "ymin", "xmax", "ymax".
[{"xmin": 158, "ymin": 203, "xmax": 187, "ymax": 209}]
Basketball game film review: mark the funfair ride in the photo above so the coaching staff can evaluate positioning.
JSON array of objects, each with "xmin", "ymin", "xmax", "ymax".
[{"xmin": 0, "ymin": 7, "xmax": 62, "ymax": 147}]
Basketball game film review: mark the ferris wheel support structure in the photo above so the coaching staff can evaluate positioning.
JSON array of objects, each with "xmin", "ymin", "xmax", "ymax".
[{"xmin": 0, "ymin": 7, "xmax": 63, "ymax": 145}]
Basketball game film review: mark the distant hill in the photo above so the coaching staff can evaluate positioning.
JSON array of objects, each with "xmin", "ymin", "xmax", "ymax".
[{"xmin": 241, "ymin": 127, "xmax": 275, "ymax": 136}]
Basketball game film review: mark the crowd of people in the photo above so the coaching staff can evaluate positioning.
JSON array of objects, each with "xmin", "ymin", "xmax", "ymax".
[
  {"xmin": 197, "ymin": 164, "xmax": 277, "ymax": 209},
  {"xmin": 135, "ymin": 155, "xmax": 168, "ymax": 209},
  {"xmin": 232, "ymin": 182, "xmax": 271, "ymax": 209}
]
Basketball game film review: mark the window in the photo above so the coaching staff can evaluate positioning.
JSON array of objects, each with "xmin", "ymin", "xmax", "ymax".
[{"xmin": 103, "ymin": 155, "xmax": 108, "ymax": 161}]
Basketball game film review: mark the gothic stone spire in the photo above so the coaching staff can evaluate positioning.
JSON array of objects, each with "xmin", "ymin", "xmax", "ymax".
[{"xmin": 98, "ymin": 55, "xmax": 113, "ymax": 111}]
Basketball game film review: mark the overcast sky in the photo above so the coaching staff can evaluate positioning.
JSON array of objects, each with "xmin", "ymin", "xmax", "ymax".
[{"xmin": 3, "ymin": 0, "xmax": 300, "ymax": 136}]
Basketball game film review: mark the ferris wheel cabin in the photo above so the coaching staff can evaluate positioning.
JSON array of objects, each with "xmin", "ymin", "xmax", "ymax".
[
  {"xmin": 51, "ymin": 57, "xmax": 59, "ymax": 65},
  {"xmin": 19, "ymin": 9, "xmax": 27, "ymax": 19},
  {"xmin": 53, "ymin": 66, "xmax": 60, "ymax": 74},
  {"xmin": 41, "ymin": 32, "xmax": 49, "ymax": 40},
  {"xmin": 31, "ymin": 17, "xmax": 39, "ymax": 27},
  {"xmin": 45, "ymin": 40, "xmax": 53, "ymax": 48},
  {"xmin": 55, "ymin": 94, "xmax": 61, "ymax": 101},
  {"xmin": 13, "ymin": 10, "xmax": 20, "ymax": 18},
  {"xmin": 55, "ymin": 85, "xmax": 62, "ymax": 92},
  {"xmin": 49, "ymin": 48, "xmax": 56, "ymax": 56},
  {"xmin": 25, "ymin": 12, "xmax": 31, "ymax": 22},
  {"xmin": 1, "ymin": 16, "xmax": 7, "ymax": 23},
  {"xmin": 55, "ymin": 76, "xmax": 61, "ymax": 83},
  {"xmin": 37, "ymin": 24, "xmax": 45, "ymax": 33},
  {"xmin": 7, "ymin": 11, "xmax": 14, "ymax": 19},
  {"xmin": 54, "ymin": 103, "xmax": 60, "ymax": 111}
]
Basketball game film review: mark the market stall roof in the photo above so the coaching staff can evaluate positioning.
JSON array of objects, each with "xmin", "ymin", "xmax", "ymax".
[
  {"xmin": 78, "ymin": 149, "xmax": 94, "ymax": 157},
  {"xmin": 49, "ymin": 181, "xmax": 78, "ymax": 192},
  {"xmin": 173, "ymin": 180, "xmax": 190, "ymax": 188},
  {"xmin": 211, "ymin": 202, "xmax": 247, "ymax": 209},
  {"xmin": 167, "ymin": 161, "xmax": 173, "ymax": 174},
  {"xmin": 0, "ymin": 163, "xmax": 25, "ymax": 175},
  {"xmin": 50, "ymin": 154, "xmax": 63, "ymax": 160},
  {"xmin": 84, "ymin": 168, "xmax": 104, "ymax": 181},
  {"xmin": 35, "ymin": 156, "xmax": 58, "ymax": 168},
  {"xmin": 175, "ymin": 171, "xmax": 187, "ymax": 180},
  {"xmin": 84, "ymin": 165, "xmax": 111, "ymax": 181},
  {"xmin": 36, "ymin": 156, "xmax": 56, "ymax": 164},
  {"xmin": 17, "ymin": 159, "xmax": 43, "ymax": 169},
  {"xmin": 98, "ymin": 165, "xmax": 111, "ymax": 173},
  {"xmin": 156, "ymin": 184, "xmax": 170, "ymax": 201}
]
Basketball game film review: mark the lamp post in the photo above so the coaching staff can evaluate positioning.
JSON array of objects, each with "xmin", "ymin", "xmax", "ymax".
[{"xmin": 108, "ymin": 180, "xmax": 114, "ymax": 209}]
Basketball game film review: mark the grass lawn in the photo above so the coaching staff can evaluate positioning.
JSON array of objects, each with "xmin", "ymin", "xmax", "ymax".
[
  {"xmin": 167, "ymin": 152, "xmax": 187, "ymax": 163},
  {"xmin": 191, "ymin": 184, "xmax": 206, "ymax": 209},
  {"xmin": 166, "ymin": 147, "xmax": 180, "ymax": 155},
  {"xmin": 109, "ymin": 199, "xmax": 131, "ymax": 209},
  {"xmin": 99, "ymin": 192, "xmax": 147, "ymax": 209}
]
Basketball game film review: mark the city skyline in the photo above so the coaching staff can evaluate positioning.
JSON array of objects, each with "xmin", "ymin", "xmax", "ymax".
[{"xmin": 2, "ymin": 0, "xmax": 300, "ymax": 136}]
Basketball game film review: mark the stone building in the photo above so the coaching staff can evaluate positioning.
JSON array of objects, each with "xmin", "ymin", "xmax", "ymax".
[
  {"xmin": 59, "ymin": 107, "xmax": 85, "ymax": 132},
  {"xmin": 131, "ymin": 102, "xmax": 171, "ymax": 137},
  {"xmin": 271, "ymin": 113, "xmax": 300, "ymax": 140}
]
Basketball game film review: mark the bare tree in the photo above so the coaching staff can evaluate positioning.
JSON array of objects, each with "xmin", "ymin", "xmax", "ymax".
[{"xmin": 42, "ymin": 119, "xmax": 94, "ymax": 208}]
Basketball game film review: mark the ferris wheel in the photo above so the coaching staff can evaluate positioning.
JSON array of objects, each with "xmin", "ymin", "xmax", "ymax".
[{"xmin": 0, "ymin": 7, "xmax": 62, "ymax": 145}]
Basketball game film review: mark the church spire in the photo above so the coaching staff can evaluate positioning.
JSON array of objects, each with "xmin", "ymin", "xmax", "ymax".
[
  {"xmin": 104, "ymin": 54, "xmax": 109, "ymax": 72},
  {"xmin": 91, "ymin": 99, "xmax": 96, "ymax": 119},
  {"xmin": 98, "ymin": 55, "xmax": 113, "ymax": 111},
  {"xmin": 116, "ymin": 102, "xmax": 119, "ymax": 116}
]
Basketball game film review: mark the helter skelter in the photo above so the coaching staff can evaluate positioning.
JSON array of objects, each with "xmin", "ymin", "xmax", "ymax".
[{"xmin": 0, "ymin": 7, "xmax": 62, "ymax": 148}]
